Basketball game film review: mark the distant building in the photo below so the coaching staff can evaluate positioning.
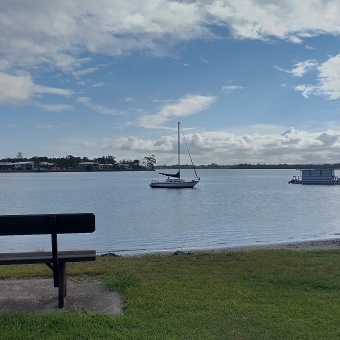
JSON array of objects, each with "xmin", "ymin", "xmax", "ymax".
[
  {"xmin": 99, "ymin": 163, "xmax": 114, "ymax": 170},
  {"xmin": 13, "ymin": 161, "xmax": 35, "ymax": 171},
  {"xmin": 118, "ymin": 163, "xmax": 133, "ymax": 170},
  {"xmin": 77, "ymin": 162, "xmax": 101, "ymax": 169},
  {"xmin": 39, "ymin": 162, "xmax": 57, "ymax": 170},
  {"xmin": 0, "ymin": 162, "xmax": 14, "ymax": 170}
]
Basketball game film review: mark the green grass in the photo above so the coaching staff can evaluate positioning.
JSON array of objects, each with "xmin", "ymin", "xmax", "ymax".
[{"xmin": 1, "ymin": 249, "xmax": 340, "ymax": 339}]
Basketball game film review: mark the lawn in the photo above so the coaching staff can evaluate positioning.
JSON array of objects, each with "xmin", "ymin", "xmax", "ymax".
[{"xmin": 1, "ymin": 249, "xmax": 340, "ymax": 339}]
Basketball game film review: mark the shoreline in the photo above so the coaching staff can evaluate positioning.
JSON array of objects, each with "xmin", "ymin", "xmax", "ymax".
[
  {"xmin": 102, "ymin": 238, "xmax": 340, "ymax": 257},
  {"xmin": 203, "ymin": 238, "xmax": 340, "ymax": 253}
]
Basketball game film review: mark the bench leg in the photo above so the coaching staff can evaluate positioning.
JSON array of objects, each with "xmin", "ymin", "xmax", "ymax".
[{"xmin": 58, "ymin": 262, "xmax": 67, "ymax": 308}]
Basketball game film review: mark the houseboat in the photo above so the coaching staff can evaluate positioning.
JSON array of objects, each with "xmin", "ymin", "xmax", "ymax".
[{"xmin": 288, "ymin": 169, "xmax": 340, "ymax": 185}]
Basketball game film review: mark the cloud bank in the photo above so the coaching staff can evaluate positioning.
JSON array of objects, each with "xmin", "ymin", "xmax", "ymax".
[
  {"xmin": 2, "ymin": 1, "xmax": 340, "ymax": 105},
  {"xmin": 102, "ymin": 127, "xmax": 340, "ymax": 164},
  {"xmin": 2, "ymin": 1, "xmax": 340, "ymax": 74}
]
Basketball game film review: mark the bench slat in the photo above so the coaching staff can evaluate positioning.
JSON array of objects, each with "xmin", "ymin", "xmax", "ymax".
[
  {"xmin": 0, "ymin": 250, "xmax": 96, "ymax": 265},
  {"xmin": 0, "ymin": 213, "xmax": 95, "ymax": 236}
]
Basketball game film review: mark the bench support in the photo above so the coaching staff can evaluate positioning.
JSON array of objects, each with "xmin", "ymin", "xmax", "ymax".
[
  {"xmin": 50, "ymin": 215, "xmax": 59, "ymax": 288},
  {"xmin": 58, "ymin": 262, "xmax": 67, "ymax": 308}
]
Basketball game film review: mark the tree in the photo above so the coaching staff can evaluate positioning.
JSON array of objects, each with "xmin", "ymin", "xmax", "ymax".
[
  {"xmin": 143, "ymin": 155, "xmax": 156, "ymax": 170},
  {"xmin": 62, "ymin": 155, "xmax": 81, "ymax": 169},
  {"xmin": 16, "ymin": 152, "xmax": 23, "ymax": 159},
  {"xmin": 132, "ymin": 159, "xmax": 140, "ymax": 167}
]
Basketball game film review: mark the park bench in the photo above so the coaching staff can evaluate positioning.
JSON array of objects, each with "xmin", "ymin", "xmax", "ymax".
[{"xmin": 0, "ymin": 213, "xmax": 96, "ymax": 308}]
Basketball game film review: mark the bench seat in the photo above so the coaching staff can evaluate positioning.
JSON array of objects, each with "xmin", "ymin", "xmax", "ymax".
[
  {"xmin": 0, "ymin": 250, "xmax": 96, "ymax": 265},
  {"xmin": 0, "ymin": 213, "xmax": 96, "ymax": 308}
]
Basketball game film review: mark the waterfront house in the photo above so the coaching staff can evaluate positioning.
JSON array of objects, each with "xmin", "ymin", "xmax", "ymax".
[
  {"xmin": 99, "ymin": 163, "xmax": 114, "ymax": 170},
  {"xmin": 0, "ymin": 162, "xmax": 14, "ymax": 170},
  {"xmin": 77, "ymin": 162, "xmax": 101, "ymax": 170},
  {"xmin": 39, "ymin": 162, "xmax": 58, "ymax": 170},
  {"xmin": 118, "ymin": 163, "xmax": 133, "ymax": 170},
  {"xmin": 13, "ymin": 161, "xmax": 35, "ymax": 171}
]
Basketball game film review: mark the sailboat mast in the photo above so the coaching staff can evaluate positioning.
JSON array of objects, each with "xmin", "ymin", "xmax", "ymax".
[{"xmin": 178, "ymin": 121, "xmax": 180, "ymax": 174}]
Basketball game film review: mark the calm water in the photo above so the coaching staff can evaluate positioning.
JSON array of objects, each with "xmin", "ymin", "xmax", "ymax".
[{"xmin": 1, "ymin": 169, "xmax": 340, "ymax": 255}]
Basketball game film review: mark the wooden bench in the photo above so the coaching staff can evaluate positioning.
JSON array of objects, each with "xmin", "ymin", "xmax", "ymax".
[{"xmin": 0, "ymin": 213, "xmax": 96, "ymax": 308}]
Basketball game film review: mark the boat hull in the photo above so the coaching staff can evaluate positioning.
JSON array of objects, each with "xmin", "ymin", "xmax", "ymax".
[
  {"xmin": 289, "ymin": 180, "xmax": 340, "ymax": 185},
  {"xmin": 150, "ymin": 180, "xmax": 199, "ymax": 188}
]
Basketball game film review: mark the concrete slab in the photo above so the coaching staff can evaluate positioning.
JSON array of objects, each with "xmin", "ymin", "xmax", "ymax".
[{"xmin": 0, "ymin": 278, "xmax": 122, "ymax": 314}]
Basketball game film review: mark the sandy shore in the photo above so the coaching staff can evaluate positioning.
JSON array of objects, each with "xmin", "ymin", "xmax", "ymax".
[
  {"xmin": 212, "ymin": 238, "xmax": 340, "ymax": 253},
  {"xmin": 101, "ymin": 238, "xmax": 340, "ymax": 257}
]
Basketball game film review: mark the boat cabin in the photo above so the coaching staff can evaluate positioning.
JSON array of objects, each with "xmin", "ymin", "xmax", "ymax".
[
  {"xmin": 301, "ymin": 169, "xmax": 335, "ymax": 182},
  {"xmin": 289, "ymin": 168, "xmax": 340, "ymax": 184},
  {"xmin": 166, "ymin": 178, "xmax": 184, "ymax": 183}
]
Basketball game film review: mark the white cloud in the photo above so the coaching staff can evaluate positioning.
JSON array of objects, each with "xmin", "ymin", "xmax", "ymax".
[
  {"xmin": 2, "ymin": 1, "xmax": 340, "ymax": 74},
  {"xmin": 289, "ymin": 60, "xmax": 317, "ymax": 77},
  {"xmin": 200, "ymin": 57, "xmax": 209, "ymax": 64},
  {"xmin": 221, "ymin": 85, "xmax": 243, "ymax": 93},
  {"xmin": 294, "ymin": 54, "xmax": 340, "ymax": 99},
  {"xmin": 77, "ymin": 96, "xmax": 123, "ymax": 115},
  {"xmin": 315, "ymin": 55, "xmax": 340, "ymax": 99},
  {"xmin": 0, "ymin": 72, "xmax": 74, "ymax": 104},
  {"xmin": 102, "ymin": 136, "xmax": 174, "ymax": 152},
  {"xmin": 36, "ymin": 104, "xmax": 74, "ymax": 112},
  {"xmin": 91, "ymin": 82, "xmax": 105, "ymax": 87},
  {"xmin": 72, "ymin": 68, "xmax": 98, "ymax": 78},
  {"xmin": 275, "ymin": 60, "xmax": 317, "ymax": 77},
  {"xmin": 0, "ymin": 1, "xmax": 208, "ymax": 73},
  {"xmin": 34, "ymin": 123, "xmax": 71, "ymax": 129},
  {"xmin": 138, "ymin": 94, "xmax": 216, "ymax": 128},
  {"xmin": 83, "ymin": 141, "xmax": 96, "ymax": 147},
  {"xmin": 286, "ymin": 36, "xmax": 302, "ymax": 44},
  {"xmin": 102, "ymin": 127, "xmax": 340, "ymax": 164},
  {"xmin": 206, "ymin": 1, "xmax": 340, "ymax": 42},
  {"xmin": 294, "ymin": 84, "xmax": 316, "ymax": 98}
]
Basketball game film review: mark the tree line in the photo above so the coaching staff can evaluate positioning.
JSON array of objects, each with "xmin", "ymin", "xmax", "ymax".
[{"xmin": 1, "ymin": 154, "xmax": 157, "ymax": 170}]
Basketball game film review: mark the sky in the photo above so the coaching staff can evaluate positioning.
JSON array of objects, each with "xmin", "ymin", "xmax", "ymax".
[{"xmin": 2, "ymin": 1, "xmax": 340, "ymax": 165}]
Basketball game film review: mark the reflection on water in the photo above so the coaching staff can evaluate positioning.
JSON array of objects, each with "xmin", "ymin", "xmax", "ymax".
[{"xmin": 1, "ymin": 169, "xmax": 340, "ymax": 255}]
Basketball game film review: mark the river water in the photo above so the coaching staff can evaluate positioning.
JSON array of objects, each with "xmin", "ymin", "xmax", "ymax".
[{"xmin": 1, "ymin": 169, "xmax": 340, "ymax": 255}]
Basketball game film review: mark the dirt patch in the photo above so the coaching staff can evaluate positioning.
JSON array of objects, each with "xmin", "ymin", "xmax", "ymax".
[{"xmin": 0, "ymin": 278, "xmax": 122, "ymax": 314}]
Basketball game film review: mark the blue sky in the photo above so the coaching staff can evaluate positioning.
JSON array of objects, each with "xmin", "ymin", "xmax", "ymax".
[{"xmin": 2, "ymin": 1, "xmax": 340, "ymax": 165}]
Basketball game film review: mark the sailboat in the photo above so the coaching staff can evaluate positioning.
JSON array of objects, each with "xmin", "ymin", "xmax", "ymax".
[{"xmin": 150, "ymin": 122, "xmax": 200, "ymax": 188}]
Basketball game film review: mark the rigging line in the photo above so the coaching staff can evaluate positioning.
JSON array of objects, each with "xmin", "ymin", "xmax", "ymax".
[{"xmin": 180, "ymin": 123, "xmax": 199, "ymax": 180}]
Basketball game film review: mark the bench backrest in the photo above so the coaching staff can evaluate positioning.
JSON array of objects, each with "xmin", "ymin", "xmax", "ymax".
[{"xmin": 0, "ymin": 213, "xmax": 95, "ymax": 236}]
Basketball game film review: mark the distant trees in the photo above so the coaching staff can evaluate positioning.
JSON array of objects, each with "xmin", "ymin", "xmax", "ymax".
[
  {"xmin": 63, "ymin": 155, "xmax": 81, "ymax": 168},
  {"xmin": 94, "ymin": 155, "xmax": 117, "ymax": 168},
  {"xmin": 118, "ymin": 158, "xmax": 144, "ymax": 170},
  {"xmin": 143, "ymin": 155, "xmax": 156, "ymax": 170},
  {"xmin": 0, "ymin": 154, "xmax": 153, "ymax": 171},
  {"xmin": 132, "ymin": 159, "xmax": 140, "ymax": 167}
]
